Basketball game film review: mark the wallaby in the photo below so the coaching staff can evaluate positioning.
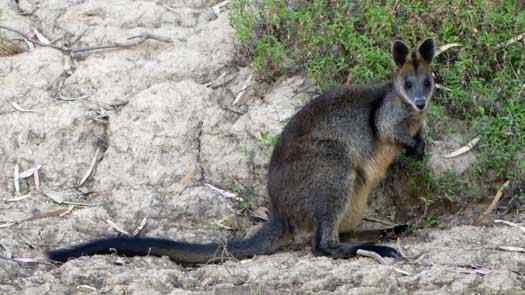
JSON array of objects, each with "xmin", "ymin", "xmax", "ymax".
[{"xmin": 48, "ymin": 39, "xmax": 435, "ymax": 264}]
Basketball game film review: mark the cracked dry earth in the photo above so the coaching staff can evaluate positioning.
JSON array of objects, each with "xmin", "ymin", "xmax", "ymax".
[{"xmin": 0, "ymin": 1, "xmax": 524, "ymax": 294}]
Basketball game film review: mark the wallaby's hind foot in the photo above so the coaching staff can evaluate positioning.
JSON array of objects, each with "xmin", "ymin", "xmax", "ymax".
[
  {"xmin": 312, "ymin": 202, "xmax": 403, "ymax": 259},
  {"xmin": 313, "ymin": 242, "xmax": 401, "ymax": 259},
  {"xmin": 353, "ymin": 243, "xmax": 402, "ymax": 259}
]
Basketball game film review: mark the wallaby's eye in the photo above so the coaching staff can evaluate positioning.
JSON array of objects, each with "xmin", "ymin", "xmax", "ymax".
[
  {"xmin": 424, "ymin": 79, "xmax": 431, "ymax": 88},
  {"xmin": 405, "ymin": 81, "xmax": 412, "ymax": 89}
]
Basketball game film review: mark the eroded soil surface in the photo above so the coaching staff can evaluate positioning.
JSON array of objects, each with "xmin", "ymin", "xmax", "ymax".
[{"xmin": 1, "ymin": 1, "xmax": 524, "ymax": 294}]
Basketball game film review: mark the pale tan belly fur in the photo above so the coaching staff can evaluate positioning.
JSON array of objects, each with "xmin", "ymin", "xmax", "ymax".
[{"xmin": 339, "ymin": 144, "xmax": 400, "ymax": 233}]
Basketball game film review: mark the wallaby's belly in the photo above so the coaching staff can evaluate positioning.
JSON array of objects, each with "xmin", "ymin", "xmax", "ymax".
[{"xmin": 339, "ymin": 144, "xmax": 400, "ymax": 233}]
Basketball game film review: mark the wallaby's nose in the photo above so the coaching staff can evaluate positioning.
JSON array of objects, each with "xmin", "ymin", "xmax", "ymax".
[{"xmin": 415, "ymin": 99, "xmax": 426, "ymax": 110}]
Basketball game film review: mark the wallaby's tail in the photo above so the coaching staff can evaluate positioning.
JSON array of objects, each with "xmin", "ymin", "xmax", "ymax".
[{"xmin": 47, "ymin": 216, "xmax": 287, "ymax": 265}]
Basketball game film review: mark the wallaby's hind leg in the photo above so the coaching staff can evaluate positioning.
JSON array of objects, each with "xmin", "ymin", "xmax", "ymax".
[{"xmin": 311, "ymin": 171, "xmax": 402, "ymax": 259}]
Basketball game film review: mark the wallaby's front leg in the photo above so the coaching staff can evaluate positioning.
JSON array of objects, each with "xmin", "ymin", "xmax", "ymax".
[
  {"xmin": 405, "ymin": 131, "xmax": 425, "ymax": 160},
  {"xmin": 387, "ymin": 127, "xmax": 425, "ymax": 160}
]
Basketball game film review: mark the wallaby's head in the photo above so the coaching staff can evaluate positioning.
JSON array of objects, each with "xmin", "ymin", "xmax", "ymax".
[{"xmin": 392, "ymin": 38, "xmax": 435, "ymax": 112}]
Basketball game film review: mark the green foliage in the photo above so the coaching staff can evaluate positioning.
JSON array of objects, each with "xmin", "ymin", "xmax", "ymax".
[
  {"xmin": 228, "ymin": 180, "xmax": 258, "ymax": 212},
  {"xmin": 231, "ymin": 0, "xmax": 525, "ymax": 193},
  {"xmin": 400, "ymin": 154, "xmax": 468, "ymax": 204},
  {"xmin": 257, "ymin": 131, "xmax": 280, "ymax": 147},
  {"xmin": 231, "ymin": 0, "xmax": 393, "ymax": 88},
  {"xmin": 423, "ymin": 216, "xmax": 440, "ymax": 227}
]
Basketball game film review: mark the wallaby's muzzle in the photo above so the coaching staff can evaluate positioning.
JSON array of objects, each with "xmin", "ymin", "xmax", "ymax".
[{"xmin": 415, "ymin": 98, "xmax": 426, "ymax": 110}]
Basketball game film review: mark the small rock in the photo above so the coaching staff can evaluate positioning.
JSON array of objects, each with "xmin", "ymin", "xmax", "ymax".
[{"xmin": 205, "ymin": 8, "xmax": 218, "ymax": 21}]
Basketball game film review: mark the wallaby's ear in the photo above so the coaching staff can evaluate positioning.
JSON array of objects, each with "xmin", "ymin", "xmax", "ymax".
[
  {"xmin": 418, "ymin": 38, "xmax": 434, "ymax": 64},
  {"xmin": 392, "ymin": 40, "xmax": 409, "ymax": 67}
]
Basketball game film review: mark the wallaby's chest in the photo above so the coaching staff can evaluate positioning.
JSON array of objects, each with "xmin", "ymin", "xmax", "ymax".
[{"xmin": 364, "ymin": 143, "xmax": 401, "ymax": 185}]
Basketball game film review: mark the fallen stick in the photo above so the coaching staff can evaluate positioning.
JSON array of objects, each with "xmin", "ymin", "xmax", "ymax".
[
  {"xmin": 78, "ymin": 148, "xmax": 100, "ymax": 187},
  {"xmin": 0, "ymin": 25, "xmax": 172, "ymax": 56},
  {"xmin": 474, "ymin": 181, "xmax": 510, "ymax": 225},
  {"xmin": 106, "ymin": 219, "xmax": 130, "ymax": 235},
  {"xmin": 70, "ymin": 33, "xmax": 172, "ymax": 55},
  {"xmin": 495, "ymin": 33, "xmax": 525, "ymax": 49},
  {"xmin": 443, "ymin": 136, "xmax": 480, "ymax": 158}
]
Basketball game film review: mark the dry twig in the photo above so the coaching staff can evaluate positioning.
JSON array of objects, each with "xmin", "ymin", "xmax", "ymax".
[
  {"xmin": 214, "ymin": 219, "xmax": 234, "ymax": 230},
  {"xmin": 0, "ymin": 207, "xmax": 72, "ymax": 228},
  {"xmin": 435, "ymin": 43, "xmax": 462, "ymax": 56},
  {"xmin": 498, "ymin": 246, "xmax": 525, "ymax": 253},
  {"xmin": 34, "ymin": 165, "xmax": 40, "ymax": 190},
  {"xmin": 435, "ymin": 83, "xmax": 452, "ymax": 92},
  {"xmin": 0, "ymin": 222, "xmax": 15, "ymax": 228},
  {"xmin": 475, "ymin": 181, "xmax": 511, "ymax": 225},
  {"xmin": 392, "ymin": 266, "xmax": 412, "ymax": 276},
  {"xmin": 70, "ymin": 33, "xmax": 172, "ymax": 55},
  {"xmin": 0, "ymin": 25, "xmax": 65, "ymax": 52},
  {"xmin": 233, "ymin": 74, "xmax": 253, "ymax": 105},
  {"xmin": 14, "ymin": 164, "xmax": 20, "ymax": 195},
  {"xmin": 5, "ymin": 194, "xmax": 31, "ymax": 202},
  {"xmin": 59, "ymin": 205, "xmax": 75, "ymax": 217},
  {"xmin": 78, "ymin": 147, "xmax": 100, "ymax": 187},
  {"xmin": 0, "ymin": 25, "xmax": 172, "ymax": 57},
  {"xmin": 56, "ymin": 94, "xmax": 90, "ymax": 101},
  {"xmin": 17, "ymin": 163, "xmax": 42, "ymax": 191},
  {"xmin": 106, "ymin": 219, "xmax": 131, "ymax": 235},
  {"xmin": 19, "ymin": 164, "xmax": 41, "ymax": 178},
  {"xmin": 43, "ymin": 191, "xmax": 92, "ymax": 206},
  {"xmin": 443, "ymin": 136, "xmax": 480, "ymax": 158},
  {"xmin": 205, "ymin": 183, "xmax": 241, "ymax": 201},
  {"xmin": 495, "ymin": 33, "xmax": 525, "ymax": 49},
  {"xmin": 133, "ymin": 217, "xmax": 148, "ymax": 236}
]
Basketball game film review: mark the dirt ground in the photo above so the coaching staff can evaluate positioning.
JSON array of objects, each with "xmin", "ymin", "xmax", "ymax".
[{"xmin": 1, "ymin": 1, "xmax": 524, "ymax": 294}]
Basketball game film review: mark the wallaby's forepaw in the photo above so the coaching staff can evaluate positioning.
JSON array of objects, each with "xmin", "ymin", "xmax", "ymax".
[
  {"xmin": 405, "ymin": 133, "xmax": 425, "ymax": 160},
  {"xmin": 392, "ymin": 224, "xmax": 410, "ymax": 236},
  {"xmin": 380, "ymin": 223, "xmax": 411, "ymax": 240},
  {"xmin": 356, "ymin": 244, "xmax": 402, "ymax": 259}
]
